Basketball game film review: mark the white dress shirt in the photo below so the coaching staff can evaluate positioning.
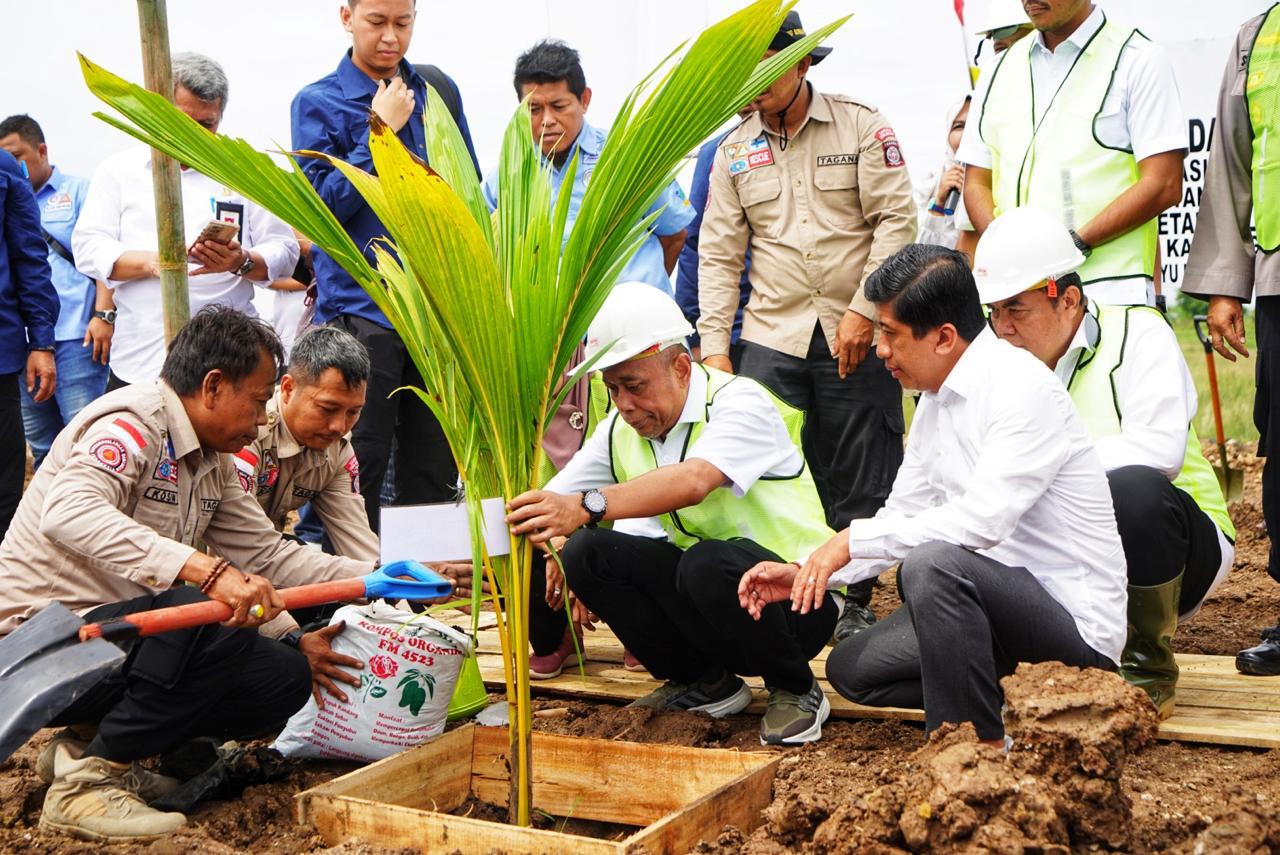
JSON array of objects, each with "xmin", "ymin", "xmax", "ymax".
[
  {"xmin": 957, "ymin": 6, "xmax": 1186, "ymax": 305},
  {"xmin": 1056, "ymin": 305, "xmax": 1234, "ymax": 612},
  {"xmin": 831, "ymin": 329, "xmax": 1128, "ymax": 664},
  {"xmin": 73, "ymin": 147, "xmax": 299, "ymax": 384},
  {"xmin": 547, "ymin": 367, "xmax": 805, "ymax": 543}
]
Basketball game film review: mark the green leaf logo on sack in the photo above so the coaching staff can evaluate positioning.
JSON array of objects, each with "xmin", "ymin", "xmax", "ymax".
[{"xmin": 396, "ymin": 669, "xmax": 437, "ymax": 716}]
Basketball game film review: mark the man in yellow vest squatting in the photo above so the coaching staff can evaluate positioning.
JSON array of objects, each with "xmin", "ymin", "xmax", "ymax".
[
  {"xmin": 958, "ymin": 0, "xmax": 1185, "ymax": 308},
  {"xmin": 506, "ymin": 283, "xmax": 837, "ymax": 745},
  {"xmin": 976, "ymin": 207, "xmax": 1234, "ymax": 717}
]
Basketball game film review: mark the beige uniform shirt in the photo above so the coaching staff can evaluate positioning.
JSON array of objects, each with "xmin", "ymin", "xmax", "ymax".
[
  {"xmin": 1183, "ymin": 11, "xmax": 1280, "ymax": 301},
  {"xmin": 697, "ymin": 91, "xmax": 917, "ymax": 359},
  {"xmin": 0, "ymin": 381, "xmax": 371, "ymax": 635},
  {"xmin": 236, "ymin": 393, "xmax": 378, "ymax": 562}
]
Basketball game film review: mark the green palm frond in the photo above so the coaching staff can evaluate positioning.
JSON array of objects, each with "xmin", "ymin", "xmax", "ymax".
[{"xmin": 81, "ymin": 0, "xmax": 848, "ymax": 825}]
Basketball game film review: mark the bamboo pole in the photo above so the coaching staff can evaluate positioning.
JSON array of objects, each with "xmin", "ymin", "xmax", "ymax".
[{"xmin": 135, "ymin": 0, "xmax": 189, "ymax": 342}]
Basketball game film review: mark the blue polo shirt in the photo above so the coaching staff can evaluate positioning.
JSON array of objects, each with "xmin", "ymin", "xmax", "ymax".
[
  {"xmin": 675, "ymin": 134, "xmax": 751, "ymax": 346},
  {"xmin": 291, "ymin": 51, "xmax": 479, "ymax": 328},
  {"xmin": 481, "ymin": 122, "xmax": 694, "ymax": 295},
  {"xmin": 0, "ymin": 150, "xmax": 57, "ymax": 373},
  {"xmin": 34, "ymin": 167, "xmax": 94, "ymax": 341}
]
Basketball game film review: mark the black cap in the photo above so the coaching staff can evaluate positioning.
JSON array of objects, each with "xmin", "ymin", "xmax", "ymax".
[{"xmin": 768, "ymin": 11, "xmax": 832, "ymax": 64}]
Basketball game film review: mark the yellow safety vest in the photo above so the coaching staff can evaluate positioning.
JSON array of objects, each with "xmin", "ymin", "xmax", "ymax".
[
  {"xmin": 608, "ymin": 366, "xmax": 834, "ymax": 559},
  {"xmin": 1247, "ymin": 2, "xmax": 1280, "ymax": 251},
  {"xmin": 1065, "ymin": 305, "xmax": 1235, "ymax": 539},
  {"xmin": 979, "ymin": 16, "xmax": 1157, "ymax": 284}
]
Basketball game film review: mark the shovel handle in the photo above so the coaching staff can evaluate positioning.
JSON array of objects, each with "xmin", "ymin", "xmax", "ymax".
[
  {"xmin": 1194, "ymin": 316, "xmax": 1229, "ymax": 448},
  {"xmin": 78, "ymin": 577, "xmax": 368, "ymax": 643}
]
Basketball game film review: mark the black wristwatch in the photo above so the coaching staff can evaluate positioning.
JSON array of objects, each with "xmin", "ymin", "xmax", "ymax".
[
  {"xmin": 279, "ymin": 628, "xmax": 306, "ymax": 650},
  {"xmin": 581, "ymin": 489, "xmax": 607, "ymax": 525},
  {"xmin": 92, "ymin": 309, "xmax": 117, "ymax": 324},
  {"xmin": 234, "ymin": 251, "xmax": 255, "ymax": 277},
  {"xmin": 1068, "ymin": 229, "xmax": 1093, "ymax": 258},
  {"xmin": 28, "ymin": 344, "xmax": 54, "ymax": 353}
]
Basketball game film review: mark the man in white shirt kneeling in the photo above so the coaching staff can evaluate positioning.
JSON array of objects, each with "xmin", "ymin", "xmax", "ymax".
[
  {"xmin": 976, "ymin": 207, "xmax": 1234, "ymax": 718},
  {"xmin": 739, "ymin": 243, "xmax": 1127, "ymax": 744}
]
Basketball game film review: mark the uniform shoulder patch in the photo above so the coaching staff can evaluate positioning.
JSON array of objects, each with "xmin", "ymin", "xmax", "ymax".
[
  {"xmin": 232, "ymin": 448, "xmax": 258, "ymax": 494},
  {"xmin": 89, "ymin": 437, "xmax": 129, "ymax": 473},
  {"xmin": 875, "ymin": 127, "xmax": 905, "ymax": 168},
  {"xmin": 105, "ymin": 417, "xmax": 148, "ymax": 454},
  {"xmin": 344, "ymin": 456, "xmax": 361, "ymax": 494}
]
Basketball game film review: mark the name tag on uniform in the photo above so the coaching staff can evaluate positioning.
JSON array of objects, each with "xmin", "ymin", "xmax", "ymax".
[
  {"xmin": 817, "ymin": 154, "xmax": 857, "ymax": 167},
  {"xmin": 726, "ymin": 136, "xmax": 774, "ymax": 176}
]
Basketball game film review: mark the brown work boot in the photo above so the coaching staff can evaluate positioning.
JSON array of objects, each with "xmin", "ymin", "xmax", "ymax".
[
  {"xmin": 36, "ymin": 733, "xmax": 180, "ymax": 804},
  {"xmin": 39, "ymin": 744, "xmax": 186, "ymax": 841}
]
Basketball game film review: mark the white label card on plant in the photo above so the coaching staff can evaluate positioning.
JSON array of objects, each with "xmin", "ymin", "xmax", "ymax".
[{"xmin": 379, "ymin": 498, "xmax": 512, "ymax": 563}]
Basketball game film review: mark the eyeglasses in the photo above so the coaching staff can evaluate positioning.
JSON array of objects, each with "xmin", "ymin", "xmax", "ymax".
[{"xmin": 988, "ymin": 24, "xmax": 1030, "ymax": 40}]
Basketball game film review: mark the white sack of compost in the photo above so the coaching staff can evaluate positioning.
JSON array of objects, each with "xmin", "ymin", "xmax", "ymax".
[{"xmin": 273, "ymin": 601, "xmax": 471, "ymax": 761}]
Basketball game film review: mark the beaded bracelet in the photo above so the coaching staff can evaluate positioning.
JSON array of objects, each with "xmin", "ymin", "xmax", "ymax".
[{"xmin": 199, "ymin": 557, "xmax": 231, "ymax": 594}]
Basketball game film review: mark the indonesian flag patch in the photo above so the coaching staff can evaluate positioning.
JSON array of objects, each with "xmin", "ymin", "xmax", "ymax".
[
  {"xmin": 233, "ymin": 448, "xmax": 258, "ymax": 494},
  {"xmin": 104, "ymin": 418, "xmax": 148, "ymax": 453}
]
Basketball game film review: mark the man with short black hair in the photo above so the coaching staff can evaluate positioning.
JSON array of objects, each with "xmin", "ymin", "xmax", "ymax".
[
  {"xmin": 291, "ymin": 0, "xmax": 478, "ymax": 533},
  {"xmin": 236, "ymin": 325, "xmax": 377, "ymax": 561},
  {"xmin": 0, "ymin": 306, "xmax": 374, "ymax": 841},
  {"xmin": 72, "ymin": 53, "xmax": 299, "ymax": 390},
  {"xmin": 739, "ymin": 244, "xmax": 1126, "ymax": 744},
  {"xmin": 482, "ymin": 39, "xmax": 693, "ymax": 295},
  {"xmin": 0, "ymin": 114, "xmax": 110, "ymax": 469}
]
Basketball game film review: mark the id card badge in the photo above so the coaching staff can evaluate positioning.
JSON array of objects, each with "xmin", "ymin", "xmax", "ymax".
[{"xmin": 213, "ymin": 201, "xmax": 245, "ymax": 243}]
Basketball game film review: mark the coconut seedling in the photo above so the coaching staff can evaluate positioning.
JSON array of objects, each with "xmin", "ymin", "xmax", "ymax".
[{"xmin": 78, "ymin": 0, "xmax": 847, "ymax": 825}]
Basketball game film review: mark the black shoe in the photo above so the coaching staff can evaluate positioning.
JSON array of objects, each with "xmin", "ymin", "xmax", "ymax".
[
  {"xmin": 831, "ymin": 601, "xmax": 876, "ymax": 644},
  {"xmin": 1236, "ymin": 625, "xmax": 1280, "ymax": 676}
]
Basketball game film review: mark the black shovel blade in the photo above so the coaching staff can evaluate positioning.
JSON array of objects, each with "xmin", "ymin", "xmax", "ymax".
[{"xmin": 0, "ymin": 602, "xmax": 125, "ymax": 763}]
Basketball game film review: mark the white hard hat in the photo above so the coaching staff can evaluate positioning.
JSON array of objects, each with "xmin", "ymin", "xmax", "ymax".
[
  {"xmin": 972, "ymin": 0, "xmax": 1031, "ymax": 34},
  {"xmin": 973, "ymin": 207, "xmax": 1086, "ymax": 304},
  {"xmin": 582, "ymin": 282, "xmax": 694, "ymax": 371}
]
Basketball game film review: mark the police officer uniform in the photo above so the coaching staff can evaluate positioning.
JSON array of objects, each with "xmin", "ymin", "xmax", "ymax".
[
  {"xmin": 236, "ymin": 391, "xmax": 378, "ymax": 562},
  {"xmin": 0, "ymin": 380, "xmax": 371, "ymax": 763}
]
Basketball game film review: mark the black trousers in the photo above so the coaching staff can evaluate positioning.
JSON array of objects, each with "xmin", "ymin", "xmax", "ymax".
[
  {"xmin": 333, "ymin": 314, "xmax": 457, "ymax": 533},
  {"xmin": 1108, "ymin": 465, "xmax": 1223, "ymax": 612},
  {"xmin": 739, "ymin": 322, "xmax": 903, "ymax": 606},
  {"xmin": 826, "ymin": 542, "xmax": 1112, "ymax": 740},
  {"xmin": 0, "ymin": 374, "xmax": 22, "ymax": 543},
  {"xmin": 52, "ymin": 587, "xmax": 312, "ymax": 764},
  {"xmin": 1255, "ymin": 295, "xmax": 1280, "ymax": 584},
  {"xmin": 562, "ymin": 529, "xmax": 836, "ymax": 694}
]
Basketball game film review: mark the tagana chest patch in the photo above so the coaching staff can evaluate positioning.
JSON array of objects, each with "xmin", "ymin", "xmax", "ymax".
[
  {"xmin": 875, "ymin": 127, "xmax": 905, "ymax": 168},
  {"xmin": 255, "ymin": 451, "xmax": 279, "ymax": 496},
  {"xmin": 153, "ymin": 436, "xmax": 178, "ymax": 484},
  {"xmin": 817, "ymin": 154, "xmax": 857, "ymax": 167}
]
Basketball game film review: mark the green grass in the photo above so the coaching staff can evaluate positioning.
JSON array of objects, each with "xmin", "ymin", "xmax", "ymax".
[{"xmin": 1172, "ymin": 319, "xmax": 1258, "ymax": 444}]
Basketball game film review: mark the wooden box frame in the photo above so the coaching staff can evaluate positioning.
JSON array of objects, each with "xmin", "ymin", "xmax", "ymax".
[{"xmin": 296, "ymin": 723, "xmax": 780, "ymax": 854}]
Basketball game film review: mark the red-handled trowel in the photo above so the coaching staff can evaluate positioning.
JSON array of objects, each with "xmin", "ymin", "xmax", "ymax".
[{"xmin": 0, "ymin": 561, "xmax": 450, "ymax": 763}]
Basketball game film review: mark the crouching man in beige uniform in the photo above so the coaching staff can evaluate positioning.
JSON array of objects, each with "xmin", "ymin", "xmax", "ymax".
[
  {"xmin": 0, "ymin": 307, "xmax": 374, "ymax": 842},
  {"xmin": 235, "ymin": 326, "xmax": 378, "ymax": 562}
]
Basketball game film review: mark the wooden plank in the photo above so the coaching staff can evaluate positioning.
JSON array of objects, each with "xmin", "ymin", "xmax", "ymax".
[
  {"xmin": 296, "ymin": 725, "xmax": 474, "ymax": 815},
  {"xmin": 302, "ymin": 794, "xmax": 622, "ymax": 854},
  {"xmin": 1173, "ymin": 687, "xmax": 1280, "ymax": 713},
  {"xmin": 468, "ymin": 726, "xmax": 775, "ymax": 827},
  {"xmin": 627, "ymin": 755, "xmax": 781, "ymax": 854}
]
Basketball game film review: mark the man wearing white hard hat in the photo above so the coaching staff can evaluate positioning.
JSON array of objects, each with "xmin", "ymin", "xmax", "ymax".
[
  {"xmin": 506, "ymin": 283, "xmax": 838, "ymax": 746},
  {"xmin": 977, "ymin": 207, "xmax": 1234, "ymax": 718},
  {"xmin": 958, "ymin": 0, "xmax": 1186, "ymax": 308},
  {"xmin": 971, "ymin": 0, "xmax": 1034, "ymax": 64}
]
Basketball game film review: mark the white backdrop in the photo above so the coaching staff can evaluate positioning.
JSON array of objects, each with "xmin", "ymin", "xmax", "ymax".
[{"xmin": 0, "ymin": 0, "xmax": 1274, "ymax": 290}]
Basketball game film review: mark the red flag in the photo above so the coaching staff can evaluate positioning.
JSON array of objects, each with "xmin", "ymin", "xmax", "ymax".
[{"xmin": 954, "ymin": 0, "xmax": 965, "ymax": 24}]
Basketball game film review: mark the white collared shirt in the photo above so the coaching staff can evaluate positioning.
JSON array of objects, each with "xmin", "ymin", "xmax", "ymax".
[
  {"xmin": 1056, "ymin": 305, "xmax": 1234, "ymax": 609},
  {"xmin": 957, "ymin": 6, "xmax": 1185, "ymax": 305},
  {"xmin": 832, "ymin": 329, "xmax": 1128, "ymax": 664},
  {"xmin": 547, "ymin": 367, "xmax": 805, "ymax": 539},
  {"xmin": 72, "ymin": 146, "xmax": 299, "ymax": 384}
]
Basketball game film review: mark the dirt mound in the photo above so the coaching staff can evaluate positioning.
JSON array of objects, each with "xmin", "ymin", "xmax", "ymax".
[
  {"xmin": 528, "ymin": 699, "xmax": 736, "ymax": 746},
  {"xmin": 764, "ymin": 663, "xmax": 1159, "ymax": 853}
]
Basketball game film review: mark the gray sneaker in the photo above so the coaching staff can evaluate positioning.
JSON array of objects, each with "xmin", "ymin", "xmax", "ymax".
[
  {"xmin": 760, "ymin": 679, "xmax": 830, "ymax": 745},
  {"xmin": 628, "ymin": 670, "xmax": 752, "ymax": 718}
]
